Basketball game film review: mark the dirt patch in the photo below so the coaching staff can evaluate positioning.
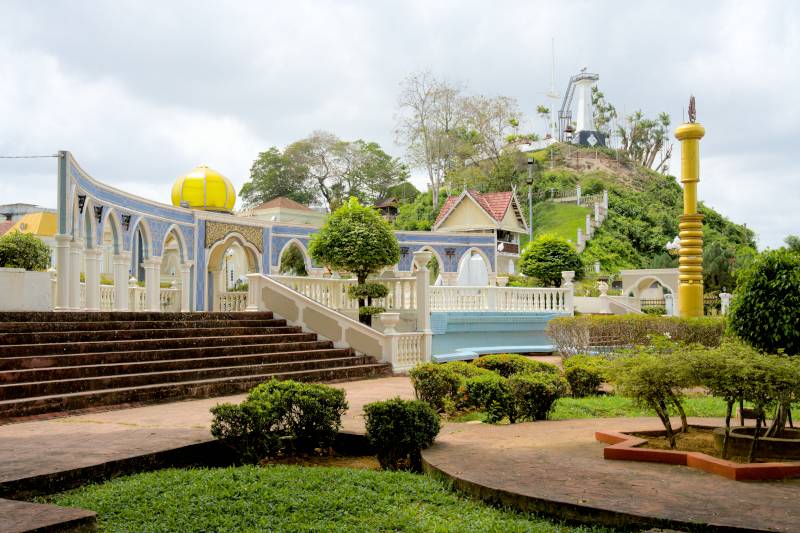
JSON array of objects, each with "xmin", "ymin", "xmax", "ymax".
[
  {"xmin": 261, "ymin": 454, "xmax": 380, "ymax": 470},
  {"xmin": 633, "ymin": 428, "xmax": 795, "ymax": 464}
]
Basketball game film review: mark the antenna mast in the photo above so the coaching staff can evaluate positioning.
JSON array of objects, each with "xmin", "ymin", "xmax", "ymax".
[{"xmin": 546, "ymin": 38, "xmax": 560, "ymax": 140}]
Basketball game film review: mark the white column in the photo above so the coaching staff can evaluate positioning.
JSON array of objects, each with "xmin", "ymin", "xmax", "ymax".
[
  {"xmin": 603, "ymin": 190, "xmax": 609, "ymax": 211},
  {"xmin": 245, "ymin": 273, "xmax": 265, "ymax": 311},
  {"xmin": 585, "ymin": 214, "xmax": 592, "ymax": 238},
  {"xmin": 69, "ymin": 240, "xmax": 83, "ymax": 310},
  {"xmin": 83, "ymin": 248, "xmax": 101, "ymax": 311},
  {"xmin": 113, "ymin": 252, "xmax": 131, "ymax": 311},
  {"xmin": 413, "ymin": 251, "xmax": 432, "ymax": 333},
  {"xmin": 179, "ymin": 261, "xmax": 193, "ymax": 312},
  {"xmin": 55, "ymin": 234, "xmax": 71, "ymax": 310},
  {"xmin": 576, "ymin": 185, "xmax": 582, "ymax": 206},
  {"xmin": 594, "ymin": 203, "xmax": 601, "ymax": 226},
  {"xmin": 598, "ymin": 279, "xmax": 611, "ymax": 314},
  {"xmin": 378, "ymin": 312, "xmax": 400, "ymax": 367},
  {"xmin": 143, "ymin": 258, "xmax": 162, "ymax": 312},
  {"xmin": 577, "ymin": 228, "xmax": 584, "ymax": 249},
  {"xmin": 561, "ymin": 270, "xmax": 575, "ymax": 314}
]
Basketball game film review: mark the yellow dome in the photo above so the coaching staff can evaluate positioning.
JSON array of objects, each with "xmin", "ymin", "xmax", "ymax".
[{"xmin": 171, "ymin": 164, "xmax": 236, "ymax": 213}]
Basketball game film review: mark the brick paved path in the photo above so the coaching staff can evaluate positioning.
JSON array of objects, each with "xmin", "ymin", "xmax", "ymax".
[{"xmin": 424, "ymin": 417, "xmax": 800, "ymax": 532}]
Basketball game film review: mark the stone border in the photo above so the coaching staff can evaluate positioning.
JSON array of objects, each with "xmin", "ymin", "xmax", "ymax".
[{"xmin": 596, "ymin": 427, "xmax": 800, "ymax": 481}]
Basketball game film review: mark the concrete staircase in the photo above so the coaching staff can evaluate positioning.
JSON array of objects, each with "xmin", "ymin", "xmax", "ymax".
[{"xmin": 0, "ymin": 311, "xmax": 391, "ymax": 420}]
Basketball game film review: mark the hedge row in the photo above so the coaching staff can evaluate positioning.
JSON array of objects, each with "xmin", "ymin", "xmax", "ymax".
[{"xmin": 546, "ymin": 315, "xmax": 725, "ymax": 356}]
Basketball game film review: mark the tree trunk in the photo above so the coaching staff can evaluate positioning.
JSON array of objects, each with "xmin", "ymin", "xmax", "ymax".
[
  {"xmin": 654, "ymin": 400, "xmax": 676, "ymax": 449},
  {"xmin": 766, "ymin": 401, "xmax": 789, "ymax": 438},
  {"xmin": 669, "ymin": 393, "xmax": 688, "ymax": 433},
  {"xmin": 748, "ymin": 412, "xmax": 762, "ymax": 463},
  {"xmin": 739, "ymin": 398, "xmax": 745, "ymax": 426},
  {"xmin": 722, "ymin": 400, "xmax": 733, "ymax": 459}
]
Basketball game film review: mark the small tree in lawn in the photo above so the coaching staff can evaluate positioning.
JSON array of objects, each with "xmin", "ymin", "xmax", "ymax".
[
  {"xmin": 728, "ymin": 249, "xmax": 800, "ymax": 436},
  {"xmin": 309, "ymin": 198, "xmax": 400, "ymax": 324},
  {"xmin": 518, "ymin": 234, "xmax": 583, "ymax": 287}
]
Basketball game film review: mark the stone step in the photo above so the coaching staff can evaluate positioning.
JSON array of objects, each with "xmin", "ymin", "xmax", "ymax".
[
  {"xmin": 0, "ymin": 311, "xmax": 274, "ymax": 323},
  {"xmin": 0, "ymin": 363, "xmax": 392, "ymax": 419},
  {"xmin": 0, "ymin": 348, "xmax": 355, "ymax": 383},
  {"xmin": 0, "ymin": 340, "xmax": 336, "ymax": 370},
  {"xmin": 0, "ymin": 356, "xmax": 372, "ymax": 400},
  {"xmin": 0, "ymin": 325, "xmax": 300, "ymax": 345},
  {"xmin": 0, "ymin": 318, "xmax": 286, "ymax": 334},
  {"xmin": 0, "ymin": 332, "xmax": 319, "ymax": 358}
]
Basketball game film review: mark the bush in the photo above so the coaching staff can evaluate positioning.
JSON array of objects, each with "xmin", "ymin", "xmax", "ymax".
[
  {"xmin": 473, "ymin": 353, "xmax": 559, "ymax": 378},
  {"xmin": 508, "ymin": 372, "xmax": 568, "ymax": 421},
  {"xmin": 464, "ymin": 373, "xmax": 514, "ymax": 423},
  {"xmin": 518, "ymin": 234, "xmax": 583, "ymax": 287},
  {"xmin": 0, "ymin": 231, "xmax": 50, "ymax": 271},
  {"xmin": 348, "ymin": 282, "xmax": 389, "ymax": 302},
  {"xmin": 357, "ymin": 305, "xmax": 386, "ymax": 317},
  {"xmin": 546, "ymin": 315, "xmax": 725, "ymax": 356},
  {"xmin": 563, "ymin": 355, "xmax": 608, "ymax": 397},
  {"xmin": 364, "ymin": 398, "xmax": 440, "ymax": 471},
  {"xmin": 409, "ymin": 363, "xmax": 461, "ymax": 412},
  {"xmin": 210, "ymin": 379, "xmax": 348, "ymax": 463},
  {"xmin": 728, "ymin": 248, "xmax": 800, "ymax": 356},
  {"xmin": 642, "ymin": 306, "xmax": 666, "ymax": 316}
]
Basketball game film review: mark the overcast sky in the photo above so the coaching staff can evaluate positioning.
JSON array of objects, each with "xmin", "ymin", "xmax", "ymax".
[{"xmin": 1, "ymin": 1, "xmax": 797, "ymax": 248}]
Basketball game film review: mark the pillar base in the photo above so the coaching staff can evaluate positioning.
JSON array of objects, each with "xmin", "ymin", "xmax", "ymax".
[{"xmin": 678, "ymin": 282, "xmax": 704, "ymax": 318}]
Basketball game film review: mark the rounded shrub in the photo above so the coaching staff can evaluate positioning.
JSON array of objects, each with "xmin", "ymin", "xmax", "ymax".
[
  {"xmin": 518, "ymin": 234, "xmax": 583, "ymax": 287},
  {"xmin": 364, "ymin": 397, "xmax": 440, "ymax": 471},
  {"xmin": 0, "ymin": 231, "xmax": 50, "ymax": 271},
  {"xmin": 508, "ymin": 372, "xmax": 568, "ymax": 421},
  {"xmin": 563, "ymin": 355, "xmax": 609, "ymax": 398},
  {"xmin": 347, "ymin": 282, "xmax": 389, "ymax": 302},
  {"xmin": 464, "ymin": 373, "xmax": 513, "ymax": 423},
  {"xmin": 473, "ymin": 354, "xmax": 559, "ymax": 378},
  {"xmin": 409, "ymin": 363, "xmax": 461, "ymax": 412},
  {"xmin": 728, "ymin": 248, "xmax": 800, "ymax": 356},
  {"xmin": 210, "ymin": 379, "xmax": 348, "ymax": 463}
]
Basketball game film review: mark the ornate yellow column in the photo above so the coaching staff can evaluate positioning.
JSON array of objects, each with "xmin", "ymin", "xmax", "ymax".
[{"xmin": 675, "ymin": 97, "xmax": 705, "ymax": 317}]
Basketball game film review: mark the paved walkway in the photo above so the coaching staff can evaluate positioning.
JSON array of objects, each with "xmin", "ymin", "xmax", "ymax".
[
  {"xmin": 0, "ymin": 377, "xmax": 413, "ymax": 487},
  {"xmin": 424, "ymin": 417, "xmax": 800, "ymax": 532}
]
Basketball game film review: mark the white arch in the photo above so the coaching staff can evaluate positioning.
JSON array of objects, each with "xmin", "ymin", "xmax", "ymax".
[
  {"xmin": 627, "ymin": 275, "xmax": 676, "ymax": 298},
  {"xmin": 456, "ymin": 247, "xmax": 492, "ymax": 286},
  {"xmin": 277, "ymin": 238, "xmax": 312, "ymax": 275},
  {"xmin": 162, "ymin": 224, "xmax": 189, "ymax": 263},
  {"xmin": 458, "ymin": 247, "xmax": 492, "ymax": 273},
  {"xmin": 102, "ymin": 208, "xmax": 123, "ymax": 256},
  {"xmin": 207, "ymin": 232, "xmax": 262, "ymax": 273},
  {"xmin": 130, "ymin": 217, "xmax": 153, "ymax": 259},
  {"xmin": 82, "ymin": 197, "xmax": 98, "ymax": 249}
]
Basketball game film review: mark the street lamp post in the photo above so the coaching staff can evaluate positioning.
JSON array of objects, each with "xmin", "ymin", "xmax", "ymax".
[
  {"xmin": 526, "ymin": 158, "xmax": 534, "ymax": 242},
  {"xmin": 224, "ymin": 249, "xmax": 235, "ymax": 291}
]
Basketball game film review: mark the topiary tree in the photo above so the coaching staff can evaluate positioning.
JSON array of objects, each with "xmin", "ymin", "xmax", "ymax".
[
  {"xmin": 309, "ymin": 198, "xmax": 400, "ymax": 323},
  {"xmin": 364, "ymin": 397, "xmax": 440, "ymax": 471},
  {"xmin": 0, "ymin": 231, "xmax": 51, "ymax": 271},
  {"xmin": 518, "ymin": 234, "xmax": 583, "ymax": 287}
]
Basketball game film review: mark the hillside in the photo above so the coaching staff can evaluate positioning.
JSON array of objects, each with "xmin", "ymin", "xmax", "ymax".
[
  {"xmin": 522, "ymin": 202, "xmax": 590, "ymax": 246},
  {"xmin": 528, "ymin": 143, "xmax": 757, "ymax": 291}
]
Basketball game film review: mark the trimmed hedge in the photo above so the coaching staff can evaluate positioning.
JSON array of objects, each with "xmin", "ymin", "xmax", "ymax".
[
  {"xmin": 465, "ymin": 372, "xmax": 567, "ymax": 423},
  {"xmin": 464, "ymin": 373, "xmax": 513, "ymax": 423},
  {"xmin": 210, "ymin": 379, "xmax": 348, "ymax": 463},
  {"xmin": 546, "ymin": 315, "xmax": 725, "ymax": 356},
  {"xmin": 364, "ymin": 398, "xmax": 440, "ymax": 471},
  {"xmin": 409, "ymin": 362, "xmax": 491, "ymax": 413},
  {"xmin": 563, "ymin": 355, "xmax": 608, "ymax": 398},
  {"xmin": 473, "ymin": 353, "xmax": 559, "ymax": 377}
]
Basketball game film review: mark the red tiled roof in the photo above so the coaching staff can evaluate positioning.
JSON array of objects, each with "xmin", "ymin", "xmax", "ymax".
[
  {"xmin": 0, "ymin": 220, "xmax": 15, "ymax": 236},
  {"xmin": 252, "ymin": 196, "xmax": 313, "ymax": 212},
  {"xmin": 434, "ymin": 190, "xmax": 513, "ymax": 227}
]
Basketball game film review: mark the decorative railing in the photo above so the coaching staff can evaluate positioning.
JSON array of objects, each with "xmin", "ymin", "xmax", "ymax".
[
  {"xmin": 218, "ymin": 291, "xmax": 248, "ymax": 312},
  {"xmin": 99, "ymin": 285, "xmax": 115, "ymax": 310},
  {"xmin": 77, "ymin": 282, "xmax": 179, "ymax": 312},
  {"xmin": 429, "ymin": 286, "xmax": 572, "ymax": 313},
  {"xmin": 270, "ymin": 275, "xmax": 417, "ymax": 312},
  {"xmin": 390, "ymin": 331, "xmax": 428, "ymax": 371},
  {"xmin": 160, "ymin": 288, "xmax": 180, "ymax": 312}
]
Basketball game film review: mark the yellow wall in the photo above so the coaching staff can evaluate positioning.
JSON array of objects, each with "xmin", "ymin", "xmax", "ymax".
[
  {"xmin": 499, "ymin": 203, "xmax": 525, "ymax": 233},
  {"xmin": 438, "ymin": 198, "xmax": 495, "ymax": 231}
]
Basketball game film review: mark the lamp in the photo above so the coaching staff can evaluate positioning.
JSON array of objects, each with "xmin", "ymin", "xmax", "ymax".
[{"xmin": 526, "ymin": 158, "xmax": 534, "ymax": 242}]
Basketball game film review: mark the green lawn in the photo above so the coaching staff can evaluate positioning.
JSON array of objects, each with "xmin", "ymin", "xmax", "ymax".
[
  {"xmin": 521, "ymin": 202, "xmax": 590, "ymax": 248},
  {"xmin": 451, "ymin": 394, "xmax": 728, "ymax": 424},
  {"xmin": 47, "ymin": 466, "xmax": 613, "ymax": 532}
]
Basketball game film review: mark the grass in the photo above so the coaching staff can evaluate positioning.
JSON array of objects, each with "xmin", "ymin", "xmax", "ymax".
[
  {"xmin": 46, "ymin": 466, "xmax": 613, "ymax": 532},
  {"xmin": 520, "ymin": 202, "xmax": 590, "ymax": 248},
  {"xmin": 450, "ymin": 394, "xmax": 729, "ymax": 424}
]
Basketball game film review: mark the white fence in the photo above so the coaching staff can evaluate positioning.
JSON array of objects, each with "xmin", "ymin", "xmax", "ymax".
[
  {"xmin": 77, "ymin": 283, "xmax": 180, "ymax": 312},
  {"xmin": 429, "ymin": 286, "xmax": 573, "ymax": 313},
  {"xmin": 217, "ymin": 291, "xmax": 248, "ymax": 312},
  {"xmin": 270, "ymin": 275, "xmax": 417, "ymax": 312}
]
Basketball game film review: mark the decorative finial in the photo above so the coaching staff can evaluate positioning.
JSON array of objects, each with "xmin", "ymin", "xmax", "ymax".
[{"xmin": 688, "ymin": 95, "xmax": 696, "ymax": 123}]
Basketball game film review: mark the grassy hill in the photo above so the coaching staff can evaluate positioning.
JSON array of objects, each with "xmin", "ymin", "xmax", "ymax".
[{"xmin": 520, "ymin": 202, "xmax": 589, "ymax": 247}]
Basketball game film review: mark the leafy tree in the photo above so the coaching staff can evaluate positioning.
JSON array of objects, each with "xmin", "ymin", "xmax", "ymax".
[
  {"xmin": 393, "ymin": 191, "xmax": 437, "ymax": 231},
  {"xmin": 536, "ymin": 105, "xmax": 551, "ymax": 136},
  {"xmin": 616, "ymin": 110, "xmax": 673, "ymax": 173},
  {"xmin": 285, "ymin": 132, "xmax": 408, "ymax": 211},
  {"xmin": 309, "ymin": 198, "xmax": 400, "ymax": 286},
  {"xmin": 383, "ymin": 181, "xmax": 420, "ymax": 203},
  {"xmin": 0, "ymin": 231, "xmax": 50, "ymax": 271},
  {"xmin": 591, "ymin": 87, "xmax": 617, "ymax": 135},
  {"xmin": 461, "ymin": 94, "xmax": 523, "ymax": 169},
  {"xmin": 728, "ymin": 248, "xmax": 800, "ymax": 356},
  {"xmin": 518, "ymin": 235, "xmax": 583, "ymax": 287},
  {"xmin": 785, "ymin": 234, "xmax": 800, "ymax": 253},
  {"xmin": 279, "ymin": 244, "xmax": 308, "ymax": 276},
  {"xmin": 239, "ymin": 147, "xmax": 316, "ymax": 207}
]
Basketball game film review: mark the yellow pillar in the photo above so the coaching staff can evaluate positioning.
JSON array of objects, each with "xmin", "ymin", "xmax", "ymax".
[{"xmin": 675, "ymin": 120, "xmax": 706, "ymax": 317}]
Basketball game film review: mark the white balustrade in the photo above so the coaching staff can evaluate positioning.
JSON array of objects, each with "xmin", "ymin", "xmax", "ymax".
[
  {"xmin": 160, "ymin": 288, "xmax": 180, "ymax": 312},
  {"xmin": 269, "ymin": 275, "xmax": 417, "ymax": 312},
  {"xmin": 390, "ymin": 332, "xmax": 429, "ymax": 371},
  {"xmin": 429, "ymin": 286, "xmax": 572, "ymax": 313},
  {"xmin": 79, "ymin": 282, "xmax": 86, "ymax": 310},
  {"xmin": 99, "ymin": 285, "xmax": 115, "ymax": 311},
  {"xmin": 218, "ymin": 291, "xmax": 248, "ymax": 312},
  {"xmin": 129, "ymin": 286, "xmax": 146, "ymax": 311}
]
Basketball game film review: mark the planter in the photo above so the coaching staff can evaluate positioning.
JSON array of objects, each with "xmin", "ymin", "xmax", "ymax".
[
  {"xmin": 713, "ymin": 426, "xmax": 800, "ymax": 461},
  {"xmin": 0, "ymin": 267, "xmax": 52, "ymax": 311}
]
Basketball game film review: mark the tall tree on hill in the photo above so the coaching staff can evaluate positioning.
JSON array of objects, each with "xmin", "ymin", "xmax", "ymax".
[
  {"xmin": 617, "ymin": 110, "xmax": 673, "ymax": 173},
  {"xmin": 462, "ymin": 94, "xmax": 523, "ymax": 167},
  {"xmin": 239, "ymin": 147, "xmax": 316, "ymax": 207},
  {"xmin": 785, "ymin": 235, "xmax": 800, "ymax": 253},
  {"xmin": 396, "ymin": 72, "xmax": 467, "ymax": 211},
  {"xmin": 591, "ymin": 87, "xmax": 617, "ymax": 135}
]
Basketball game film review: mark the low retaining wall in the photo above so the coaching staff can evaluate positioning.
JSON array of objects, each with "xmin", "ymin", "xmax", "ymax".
[{"xmin": 0, "ymin": 268, "xmax": 51, "ymax": 311}]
